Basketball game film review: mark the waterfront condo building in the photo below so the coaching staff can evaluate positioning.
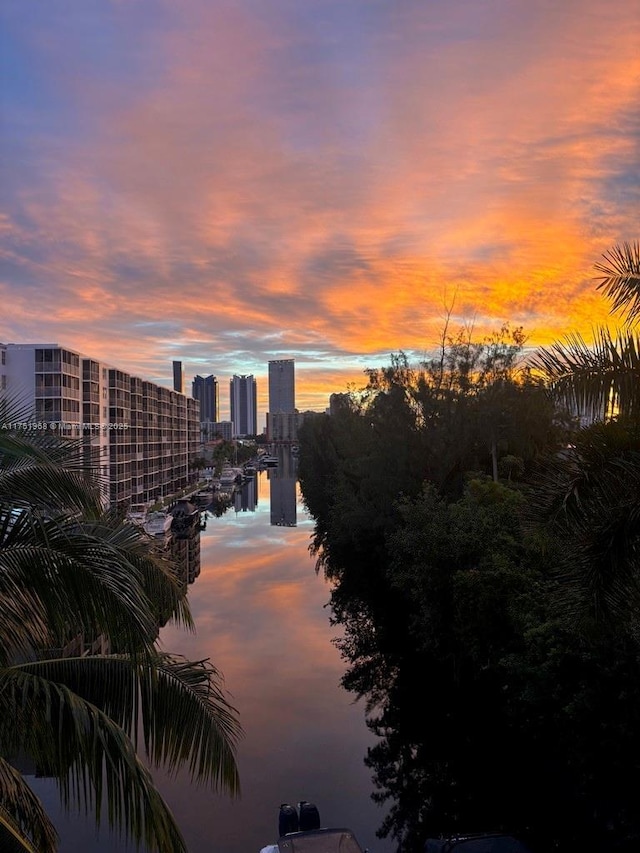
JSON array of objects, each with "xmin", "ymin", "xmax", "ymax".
[
  {"xmin": 1, "ymin": 343, "xmax": 200, "ymax": 509},
  {"xmin": 230, "ymin": 374, "xmax": 257, "ymax": 437}
]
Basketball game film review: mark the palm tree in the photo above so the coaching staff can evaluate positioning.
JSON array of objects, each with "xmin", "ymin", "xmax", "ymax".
[
  {"xmin": 533, "ymin": 241, "xmax": 640, "ymax": 422},
  {"xmin": 531, "ymin": 241, "xmax": 640, "ymax": 620},
  {"xmin": 0, "ymin": 411, "xmax": 241, "ymax": 852}
]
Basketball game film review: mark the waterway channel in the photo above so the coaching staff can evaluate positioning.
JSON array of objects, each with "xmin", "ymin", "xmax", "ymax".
[{"xmin": 28, "ymin": 463, "xmax": 394, "ymax": 853}]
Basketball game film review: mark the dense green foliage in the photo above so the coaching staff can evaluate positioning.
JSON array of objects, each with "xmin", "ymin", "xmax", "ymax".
[
  {"xmin": 298, "ymin": 245, "xmax": 640, "ymax": 853},
  {"xmin": 0, "ymin": 414, "xmax": 241, "ymax": 852}
]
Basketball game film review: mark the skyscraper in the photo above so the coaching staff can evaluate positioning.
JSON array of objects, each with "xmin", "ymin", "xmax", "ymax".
[
  {"xmin": 230, "ymin": 374, "xmax": 257, "ymax": 437},
  {"xmin": 268, "ymin": 359, "xmax": 295, "ymax": 414},
  {"xmin": 192, "ymin": 374, "xmax": 218, "ymax": 423},
  {"xmin": 172, "ymin": 360, "xmax": 183, "ymax": 393}
]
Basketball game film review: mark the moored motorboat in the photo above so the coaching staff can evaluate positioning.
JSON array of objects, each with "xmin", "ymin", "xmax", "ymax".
[
  {"xmin": 143, "ymin": 510, "xmax": 171, "ymax": 536},
  {"xmin": 219, "ymin": 466, "xmax": 244, "ymax": 490},
  {"xmin": 258, "ymin": 454, "xmax": 279, "ymax": 466},
  {"xmin": 261, "ymin": 802, "xmax": 364, "ymax": 853},
  {"xmin": 193, "ymin": 488, "xmax": 214, "ymax": 506},
  {"xmin": 274, "ymin": 828, "xmax": 363, "ymax": 853}
]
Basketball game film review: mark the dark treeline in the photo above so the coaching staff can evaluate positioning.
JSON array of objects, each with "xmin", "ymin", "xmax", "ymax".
[{"xmin": 297, "ymin": 245, "xmax": 640, "ymax": 853}]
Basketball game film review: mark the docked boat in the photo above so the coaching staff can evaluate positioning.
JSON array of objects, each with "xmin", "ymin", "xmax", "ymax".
[
  {"xmin": 262, "ymin": 803, "xmax": 364, "ymax": 853},
  {"xmin": 126, "ymin": 510, "xmax": 147, "ymax": 527},
  {"xmin": 219, "ymin": 466, "xmax": 244, "ymax": 490},
  {"xmin": 192, "ymin": 487, "xmax": 214, "ymax": 506},
  {"xmin": 258, "ymin": 454, "xmax": 279, "ymax": 466},
  {"xmin": 143, "ymin": 510, "xmax": 172, "ymax": 536},
  {"xmin": 272, "ymin": 828, "xmax": 363, "ymax": 853}
]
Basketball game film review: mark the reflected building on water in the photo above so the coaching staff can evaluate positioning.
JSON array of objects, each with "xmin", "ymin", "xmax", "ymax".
[
  {"xmin": 269, "ymin": 450, "xmax": 297, "ymax": 527},
  {"xmin": 167, "ymin": 499, "xmax": 201, "ymax": 587},
  {"xmin": 234, "ymin": 472, "xmax": 258, "ymax": 513}
]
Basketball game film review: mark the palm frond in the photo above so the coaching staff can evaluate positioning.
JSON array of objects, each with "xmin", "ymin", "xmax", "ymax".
[
  {"xmin": 1, "ymin": 653, "xmax": 242, "ymax": 795},
  {"xmin": 528, "ymin": 422, "xmax": 640, "ymax": 620},
  {"xmin": 0, "ymin": 507, "xmax": 191, "ymax": 659},
  {"xmin": 0, "ymin": 758, "xmax": 58, "ymax": 853},
  {"xmin": 0, "ymin": 667, "xmax": 188, "ymax": 853},
  {"xmin": 532, "ymin": 328, "xmax": 640, "ymax": 421},
  {"xmin": 78, "ymin": 515, "xmax": 194, "ymax": 632},
  {"xmin": 138, "ymin": 654, "xmax": 242, "ymax": 793},
  {"xmin": 0, "ymin": 395, "xmax": 239, "ymax": 850},
  {"xmin": 0, "ymin": 511, "xmax": 161, "ymax": 662},
  {"xmin": 0, "ymin": 427, "xmax": 105, "ymax": 515},
  {"xmin": 595, "ymin": 240, "xmax": 640, "ymax": 327}
]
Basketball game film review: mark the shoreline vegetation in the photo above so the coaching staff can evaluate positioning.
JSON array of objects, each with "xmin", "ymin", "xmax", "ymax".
[{"xmin": 298, "ymin": 244, "xmax": 640, "ymax": 852}]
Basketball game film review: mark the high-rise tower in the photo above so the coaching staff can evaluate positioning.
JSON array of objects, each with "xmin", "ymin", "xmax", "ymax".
[
  {"xmin": 230, "ymin": 374, "xmax": 257, "ymax": 437},
  {"xmin": 172, "ymin": 361, "xmax": 183, "ymax": 393},
  {"xmin": 192, "ymin": 375, "xmax": 218, "ymax": 423},
  {"xmin": 268, "ymin": 359, "xmax": 295, "ymax": 414}
]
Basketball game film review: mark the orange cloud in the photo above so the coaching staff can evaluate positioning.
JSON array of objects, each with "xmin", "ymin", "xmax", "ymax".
[{"xmin": 1, "ymin": 0, "xmax": 638, "ymax": 417}]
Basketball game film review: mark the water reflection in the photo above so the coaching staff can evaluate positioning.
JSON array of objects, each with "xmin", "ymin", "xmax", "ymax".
[
  {"xmin": 167, "ymin": 499, "xmax": 201, "ymax": 587},
  {"xmin": 268, "ymin": 451, "xmax": 297, "ymax": 527},
  {"xmin": 27, "ymin": 465, "xmax": 392, "ymax": 853},
  {"xmin": 233, "ymin": 472, "xmax": 258, "ymax": 513}
]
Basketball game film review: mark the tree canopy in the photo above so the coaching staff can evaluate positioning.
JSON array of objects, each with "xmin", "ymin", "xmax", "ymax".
[{"xmin": 298, "ymin": 243, "xmax": 640, "ymax": 852}]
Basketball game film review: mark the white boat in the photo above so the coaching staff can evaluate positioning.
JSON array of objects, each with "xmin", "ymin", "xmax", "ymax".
[
  {"xmin": 219, "ymin": 467, "xmax": 244, "ymax": 489},
  {"xmin": 143, "ymin": 511, "xmax": 172, "ymax": 536},
  {"xmin": 270, "ymin": 828, "xmax": 363, "ymax": 853},
  {"xmin": 126, "ymin": 511, "xmax": 147, "ymax": 527}
]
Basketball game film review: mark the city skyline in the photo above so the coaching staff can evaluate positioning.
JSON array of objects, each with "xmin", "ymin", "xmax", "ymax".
[{"xmin": 1, "ymin": 1, "xmax": 638, "ymax": 417}]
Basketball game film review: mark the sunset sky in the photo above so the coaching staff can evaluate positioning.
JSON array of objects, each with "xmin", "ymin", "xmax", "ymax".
[{"xmin": 1, "ymin": 0, "xmax": 639, "ymax": 424}]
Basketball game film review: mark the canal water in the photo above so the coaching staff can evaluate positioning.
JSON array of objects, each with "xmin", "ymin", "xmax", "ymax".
[{"xmin": 28, "ymin": 464, "xmax": 394, "ymax": 853}]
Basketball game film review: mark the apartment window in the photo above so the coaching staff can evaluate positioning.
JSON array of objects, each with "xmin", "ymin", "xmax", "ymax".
[
  {"xmin": 36, "ymin": 348, "xmax": 61, "ymax": 364},
  {"xmin": 1, "ymin": 375, "xmax": 6, "ymax": 390},
  {"xmin": 1, "ymin": 351, "xmax": 5, "ymax": 365}
]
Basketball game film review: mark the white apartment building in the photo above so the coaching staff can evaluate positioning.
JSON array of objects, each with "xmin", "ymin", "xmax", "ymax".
[{"xmin": 1, "ymin": 343, "xmax": 200, "ymax": 508}]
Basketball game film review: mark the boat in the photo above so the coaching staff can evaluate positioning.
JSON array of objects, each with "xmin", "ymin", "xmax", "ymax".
[
  {"xmin": 261, "ymin": 803, "xmax": 364, "ymax": 853},
  {"xmin": 258, "ymin": 454, "xmax": 279, "ymax": 466},
  {"xmin": 272, "ymin": 828, "xmax": 363, "ymax": 853},
  {"xmin": 192, "ymin": 487, "xmax": 214, "ymax": 506},
  {"xmin": 143, "ymin": 510, "xmax": 172, "ymax": 536},
  {"xmin": 126, "ymin": 510, "xmax": 147, "ymax": 527},
  {"xmin": 219, "ymin": 466, "xmax": 244, "ymax": 490}
]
